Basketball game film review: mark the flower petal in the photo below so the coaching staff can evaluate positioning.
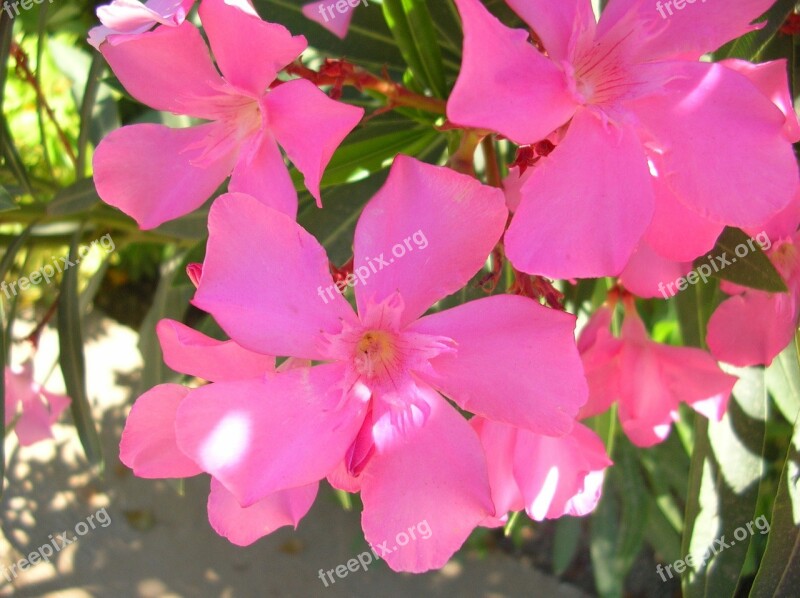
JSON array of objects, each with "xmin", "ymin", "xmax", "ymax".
[
  {"xmin": 619, "ymin": 313, "xmax": 736, "ymax": 447},
  {"xmin": 194, "ymin": 193, "xmax": 356, "ymax": 359},
  {"xmin": 175, "ymin": 365, "xmax": 368, "ymax": 506},
  {"xmin": 506, "ymin": 110, "xmax": 654, "ymax": 278},
  {"xmin": 411, "ymin": 294, "xmax": 587, "ymax": 436},
  {"xmin": 707, "ymin": 290, "xmax": 799, "ymax": 367},
  {"xmin": 360, "ymin": 388, "xmax": 492, "ymax": 573},
  {"xmin": 513, "ymin": 422, "xmax": 611, "ymax": 520},
  {"xmin": 630, "ymin": 61, "xmax": 798, "ymax": 228},
  {"xmin": 119, "ymin": 384, "xmax": 203, "ymax": 478},
  {"xmin": 265, "ymin": 79, "xmax": 364, "ymax": 203},
  {"xmin": 207, "ymin": 478, "xmax": 318, "ymax": 546},
  {"xmin": 505, "ymin": 0, "xmax": 596, "ymax": 63},
  {"xmin": 599, "ymin": 0, "xmax": 774, "ymax": 60},
  {"xmin": 618, "ymin": 241, "xmax": 693, "ymax": 299},
  {"xmin": 93, "ymin": 122, "xmax": 238, "ymax": 229},
  {"xmin": 643, "ymin": 171, "xmax": 724, "ymax": 263},
  {"xmin": 470, "ymin": 418, "xmax": 524, "ymax": 520},
  {"xmin": 302, "ymin": 1, "xmax": 355, "ymax": 39},
  {"xmin": 353, "ymin": 156, "xmax": 507, "ymax": 325},
  {"xmin": 447, "ymin": 0, "xmax": 578, "ymax": 144},
  {"xmin": 199, "ymin": 0, "xmax": 306, "ymax": 96},
  {"xmin": 156, "ymin": 319, "xmax": 275, "ymax": 382},
  {"xmin": 721, "ymin": 59, "xmax": 800, "ymax": 143},
  {"xmin": 577, "ymin": 307, "xmax": 623, "ymax": 419},
  {"xmin": 100, "ymin": 22, "xmax": 225, "ymax": 119},
  {"xmin": 228, "ymin": 131, "xmax": 298, "ymax": 219}
]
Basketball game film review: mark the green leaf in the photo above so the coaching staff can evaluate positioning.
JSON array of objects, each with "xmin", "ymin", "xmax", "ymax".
[
  {"xmin": 0, "ymin": 185, "xmax": 16, "ymax": 212},
  {"xmin": 382, "ymin": 0, "xmax": 447, "ymax": 98},
  {"xmin": 0, "ymin": 222, "xmax": 35, "ymax": 283},
  {"xmin": 57, "ymin": 229, "xmax": 103, "ymax": 469},
  {"xmin": 552, "ymin": 516, "xmax": 581, "ymax": 576},
  {"xmin": 717, "ymin": 0, "xmax": 797, "ymax": 61},
  {"xmin": 76, "ymin": 54, "xmax": 107, "ymax": 178},
  {"xmin": 682, "ymin": 367, "xmax": 769, "ymax": 598},
  {"xmin": 766, "ymin": 340, "xmax": 800, "ymax": 446},
  {"xmin": 48, "ymin": 178, "xmax": 100, "ymax": 216},
  {"xmin": 294, "ymin": 124, "xmax": 439, "ymax": 190},
  {"xmin": 137, "ymin": 249, "xmax": 194, "ymax": 392},
  {"xmin": 0, "ymin": 119, "xmax": 33, "ymax": 196},
  {"xmin": 255, "ymin": 0, "xmax": 404, "ymax": 73},
  {"xmin": 590, "ymin": 439, "xmax": 649, "ymax": 598},
  {"xmin": 749, "ymin": 399, "xmax": 800, "ymax": 597},
  {"xmin": 695, "ymin": 227, "xmax": 787, "ymax": 293}
]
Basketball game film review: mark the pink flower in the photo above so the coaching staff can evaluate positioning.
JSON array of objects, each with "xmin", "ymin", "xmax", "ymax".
[
  {"xmin": 93, "ymin": 0, "xmax": 364, "ymax": 229},
  {"xmin": 707, "ymin": 193, "xmax": 800, "ymax": 367},
  {"xmin": 619, "ymin": 57, "xmax": 800, "ymax": 298},
  {"xmin": 449, "ymin": 0, "xmax": 798, "ymax": 279},
  {"xmin": 120, "ymin": 320, "xmax": 321, "ymax": 546},
  {"xmin": 302, "ymin": 0, "xmax": 364, "ymax": 39},
  {"xmin": 5, "ymin": 362, "xmax": 70, "ymax": 447},
  {"xmin": 88, "ymin": 0, "xmax": 196, "ymax": 49},
  {"xmin": 472, "ymin": 418, "xmax": 611, "ymax": 525},
  {"xmin": 120, "ymin": 156, "xmax": 591, "ymax": 571},
  {"xmin": 578, "ymin": 300, "xmax": 737, "ymax": 447}
]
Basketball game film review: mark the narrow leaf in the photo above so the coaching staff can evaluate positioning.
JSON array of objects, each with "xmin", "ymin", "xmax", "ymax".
[
  {"xmin": 694, "ymin": 227, "xmax": 787, "ymax": 293},
  {"xmin": 48, "ymin": 178, "xmax": 100, "ymax": 216},
  {"xmin": 749, "ymin": 396, "xmax": 800, "ymax": 597},
  {"xmin": 0, "ymin": 185, "xmax": 15, "ymax": 212},
  {"xmin": 58, "ymin": 229, "xmax": 103, "ymax": 468}
]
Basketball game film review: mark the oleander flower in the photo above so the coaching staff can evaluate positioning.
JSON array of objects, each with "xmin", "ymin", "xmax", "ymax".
[
  {"xmin": 578, "ymin": 300, "xmax": 737, "ymax": 447},
  {"xmin": 449, "ymin": 0, "xmax": 798, "ymax": 279},
  {"xmin": 4, "ymin": 361, "xmax": 70, "ymax": 447},
  {"xmin": 472, "ymin": 418, "xmax": 611, "ymax": 525},
  {"xmin": 93, "ymin": 0, "xmax": 363, "ymax": 229},
  {"xmin": 88, "ymin": 0, "xmax": 196, "ymax": 49},
  {"xmin": 120, "ymin": 320, "xmax": 322, "ymax": 545},
  {"xmin": 707, "ymin": 192, "xmax": 800, "ymax": 367},
  {"xmin": 120, "ymin": 156, "xmax": 590, "ymax": 571}
]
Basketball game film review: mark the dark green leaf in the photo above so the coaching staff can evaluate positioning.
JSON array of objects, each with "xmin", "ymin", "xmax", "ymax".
[
  {"xmin": 58, "ymin": 229, "xmax": 103, "ymax": 469},
  {"xmin": 76, "ymin": 54, "xmax": 107, "ymax": 178},
  {"xmin": 552, "ymin": 516, "xmax": 581, "ymax": 576},
  {"xmin": 590, "ymin": 439, "xmax": 649, "ymax": 598},
  {"xmin": 0, "ymin": 222, "xmax": 35, "ymax": 282},
  {"xmin": 682, "ymin": 368, "xmax": 769, "ymax": 598},
  {"xmin": 137, "ymin": 249, "xmax": 194, "ymax": 392},
  {"xmin": 255, "ymin": 0, "xmax": 404, "ymax": 73},
  {"xmin": 294, "ymin": 125, "xmax": 439, "ymax": 190},
  {"xmin": 695, "ymin": 227, "xmax": 788, "ymax": 293},
  {"xmin": 0, "ymin": 186, "xmax": 15, "ymax": 212},
  {"xmin": 749, "ymin": 387, "xmax": 800, "ymax": 598},
  {"xmin": 717, "ymin": 0, "xmax": 796, "ymax": 61},
  {"xmin": 382, "ymin": 0, "xmax": 447, "ymax": 97},
  {"xmin": 48, "ymin": 178, "xmax": 100, "ymax": 216}
]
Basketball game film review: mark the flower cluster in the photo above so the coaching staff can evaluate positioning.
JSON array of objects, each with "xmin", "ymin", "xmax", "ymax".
[{"xmin": 90, "ymin": 0, "xmax": 799, "ymax": 573}]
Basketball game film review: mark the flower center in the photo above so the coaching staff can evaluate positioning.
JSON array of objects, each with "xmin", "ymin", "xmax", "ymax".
[{"xmin": 353, "ymin": 330, "xmax": 401, "ymax": 381}]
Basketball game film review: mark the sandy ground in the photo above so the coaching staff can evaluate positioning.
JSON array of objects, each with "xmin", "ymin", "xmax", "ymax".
[{"xmin": 0, "ymin": 312, "xmax": 589, "ymax": 598}]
